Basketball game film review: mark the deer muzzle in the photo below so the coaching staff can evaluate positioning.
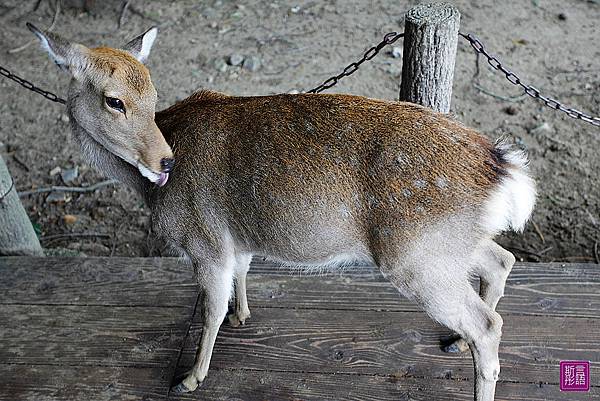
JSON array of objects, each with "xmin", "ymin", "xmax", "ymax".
[{"xmin": 136, "ymin": 124, "xmax": 174, "ymax": 187}]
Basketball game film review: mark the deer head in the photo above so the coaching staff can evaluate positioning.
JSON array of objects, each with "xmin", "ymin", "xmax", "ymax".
[{"xmin": 28, "ymin": 24, "xmax": 174, "ymax": 187}]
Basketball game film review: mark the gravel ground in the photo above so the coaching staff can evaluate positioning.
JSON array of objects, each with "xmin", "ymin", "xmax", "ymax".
[{"xmin": 0, "ymin": 0, "xmax": 598, "ymax": 262}]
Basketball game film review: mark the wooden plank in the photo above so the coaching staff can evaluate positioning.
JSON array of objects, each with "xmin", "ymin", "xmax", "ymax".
[
  {"xmin": 2, "ymin": 257, "xmax": 597, "ymax": 318},
  {"xmin": 247, "ymin": 260, "xmax": 600, "ymax": 318},
  {"xmin": 0, "ymin": 304, "xmax": 191, "ymax": 368},
  {"xmin": 0, "ymin": 258, "xmax": 198, "ymax": 401},
  {"xmin": 1, "ymin": 257, "xmax": 597, "ymax": 400},
  {"xmin": 179, "ymin": 307, "xmax": 600, "ymax": 386},
  {"xmin": 170, "ymin": 369, "xmax": 599, "ymax": 401},
  {"xmin": 0, "ymin": 365, "xmax": 169, "ymax": 401},
  {"xmin": 0, "ymin": 257, "xmax": 197, "ymax": 307}
]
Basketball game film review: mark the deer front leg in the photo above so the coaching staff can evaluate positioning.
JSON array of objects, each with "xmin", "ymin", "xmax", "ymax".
[
  {"xmin": 172, "ymin": 259, "xmax": 234, "ymax": 393},
  {"xmin": 228, "ymin": 253, "xmax": 252, "ymax": 327}
]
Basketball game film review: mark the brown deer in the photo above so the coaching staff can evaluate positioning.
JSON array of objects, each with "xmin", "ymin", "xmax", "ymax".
[{"xmin": 29, "ymin": 24, "xmax": 535, "ymax": 401}]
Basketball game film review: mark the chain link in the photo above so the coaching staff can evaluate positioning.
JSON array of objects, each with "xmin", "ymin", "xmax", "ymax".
[
  {"xmin": 459, "ymin": 32, "xmax": 600, "ymax": 127},
  {"xmin": 307, "ymin": 32, "xmax": 404, "ymax": 94},
  {"xmin": 0, "ymin": 66, "xmax": 66, "ymax": 105},
  {"xmin": 305, "ymin": 30, "xmax": 599, "ymax": 128},
  {"xmin": 1, "ymin": 30, "xmax": 598, "ymax": 128}
]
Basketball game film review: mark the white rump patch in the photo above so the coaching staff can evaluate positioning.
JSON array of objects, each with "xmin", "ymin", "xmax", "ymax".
[{"xmin": 483, "ymin": 143, "xmax": 536, "ymax": 234}]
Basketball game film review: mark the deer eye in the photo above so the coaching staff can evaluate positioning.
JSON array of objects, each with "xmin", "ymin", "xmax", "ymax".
[{"xmin": 105, "ymin": 97, "xmax": 125, "ymax": 113}]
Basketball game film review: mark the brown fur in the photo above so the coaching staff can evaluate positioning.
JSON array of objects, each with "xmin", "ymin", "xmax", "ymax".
[
  {"xmin": 155, "ymin": 91, "xmax": 505, "ymax": 252},
  {"xmin": 88, "ymin": 47, "xmax": 152, "ymax": 95}
]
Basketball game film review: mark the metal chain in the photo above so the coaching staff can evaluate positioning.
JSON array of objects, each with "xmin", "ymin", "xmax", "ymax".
[
  {"xmin": 307, "ymin": 32, "xmax": 404, "ymax": 94},
  {"xmin": 0, "ymin": 65, "xmax": 66, "ymax": 105},
  {"xmin": 1, "ymin": 30, "xmax": 598, "ymax": 128},
  {"xmin": 459, "ymin": 32, "xmax": 600, "ymax": 127}
]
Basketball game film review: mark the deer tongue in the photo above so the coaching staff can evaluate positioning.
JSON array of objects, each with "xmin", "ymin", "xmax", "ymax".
[{"xmin": 157, "ymin": 172, "xmax": 169, "ymax": 187}]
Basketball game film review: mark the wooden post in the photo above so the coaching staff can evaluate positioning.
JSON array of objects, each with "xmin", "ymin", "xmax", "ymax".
[
  {"xmin": 399, "ymin": 3, "xmax": 460, "ymax": 113},
  {"xmin": 0, "ymin": 156, "xmax": 44, "ymax": 256}
]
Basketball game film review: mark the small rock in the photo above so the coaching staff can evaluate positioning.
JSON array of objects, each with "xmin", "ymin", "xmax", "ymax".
[
  {"xmin": 290, "ymin": 5, "xmax": 301, "ymax": 13},
  {"xmin": 63, "ymin": 214, "xmax": 77, "ymax": 225},
  {"xmin": 390, "ymin": 46, "xmax": 402, "ymax": 58},
  {"xmin": 46, "ymin": 192, "xmax": 67, "ymax": 203},
  {"xmin": 214, "ymin": 58, "xmax": 228, "ymax": 73},
  {"xmin": 91, "ymin": 208, "xmax": 106, "ymax": 220},
  {"xmin": 137, "ymin": 215, "xmax": 151, "ymax": 227},
  {"xmin": 49, "ymin": 166, "xmax": 62, "ymax": 176},
  {"xmin": 196, "ymin": 53, "xmax": 208, "ymax": 66},
  {"xmin": 61, "ymin": 166, "xmax": 78, "ymax": 184},
  {"xmin": 288, "ymin": 89, "xmax": 300, "ymax": 95},
  {"xmin": 557, "ymin": 12, "xmax": 567, "ymax": 20},
  {"xmin": 60, "ymin": 114, "xmax": 70, "ymax": 123},
  {"xmin": 228, "ymin": 53, "xmax": 244, "ymax": 66},
  {"xmin": 386, "ymin": 64, "xmax": 402, "ymax": 77},
  {"xmin": 503, "ymin": 105, "xmax": 518, "ymax": 115},
  {"xmin": 202, "ymin": 7, "xmax": 218, "ymax": 19},
  {"xmin": 67, "ymin": 242, "xmax": 81, "ymax": 250},
  {"xmin": 79, "ymin": 242, "xmax": 111, "ymax": 255},
  {"xmin": 230, "ymin": 10, "xmax": 243, "ymax": 19},
  {"xmin": 242, "ymin": 55, "xmax": 261, "ymax": 72},
  {"xmin": 530, "ymin": 122, "xmax": 553, "ymax": 134}
]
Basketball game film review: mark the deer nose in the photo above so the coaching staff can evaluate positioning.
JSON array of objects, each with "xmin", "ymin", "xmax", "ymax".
[{"xmin": 160, "ymin": 157, "xmax": 175, "ymax": 173}]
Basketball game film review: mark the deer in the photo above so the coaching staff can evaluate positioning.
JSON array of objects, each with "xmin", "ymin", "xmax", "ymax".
[{"xmin": 28, "ymin": 24, "xmax": 535, "ymax": 401}]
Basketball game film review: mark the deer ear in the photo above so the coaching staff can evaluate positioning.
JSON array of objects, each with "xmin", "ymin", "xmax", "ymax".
[
  {"xmin": 27, "ymin": 23, "xmax": 88, "ymax": 75},
  {"xmin": 123, "ymin": 27, "xmax": 158, "ymax": 64}
]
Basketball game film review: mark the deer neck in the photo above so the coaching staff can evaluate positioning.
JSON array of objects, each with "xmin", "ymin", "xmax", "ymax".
[{"xmin": 67, "ymin": 105, "xmax": 154, "ymax": 203}]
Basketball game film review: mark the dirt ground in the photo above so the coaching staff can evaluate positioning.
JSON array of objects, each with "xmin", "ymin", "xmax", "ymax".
[{"xmin": 0, "ymin": 0, "xmax": 598, "ymax": 262}]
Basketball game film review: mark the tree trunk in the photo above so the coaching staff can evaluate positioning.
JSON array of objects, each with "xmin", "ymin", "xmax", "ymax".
[
  {"xmin": 399, "ymin": 3, "xmax": 460, "ymax": 113},
  {"xmin": 0, "ymin": 155, "xmax": 44, "ymax": 256}
]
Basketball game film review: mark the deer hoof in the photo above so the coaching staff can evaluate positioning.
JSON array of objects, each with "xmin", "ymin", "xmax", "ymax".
[
  {"xmin": 171, "ymin": 376, "xmax": 199, "ymax": 393},
  {"xmin": 227, "ymin": 313, "xmax": 245, "ymax": 327},
  {"xmin": 171, "ymin": 382, "xmax": 193, "ymax": 393}
]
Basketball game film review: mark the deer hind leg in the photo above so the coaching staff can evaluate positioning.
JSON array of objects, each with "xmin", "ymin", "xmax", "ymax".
[
  {"xmin": 463, "ymin": 295, "xmax": 503, "ymax": 401},
  {"xmin": 478, "ymin": 241, "xmax": 515, "ymax": 310},
  {"xmin": 171, "ymin": 254, "xmax": 235, "ymax": 393},
  {"xmin": 228, "ymin": 253, "xmax": 252, "ymax": 327},
  {"xmin": 444, "ymin": 240, "xmax": 515, "ymax": 354},
  {"xmin": 380, "ymin": 254, "xmax": 502, "ymax": 401}
]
